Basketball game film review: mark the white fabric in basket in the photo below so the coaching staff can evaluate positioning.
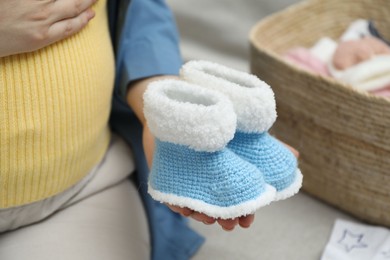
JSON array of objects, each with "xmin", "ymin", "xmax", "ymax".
[{"xmin": 328, "ymin": 55, "xmax": 390, "ymax": 91}]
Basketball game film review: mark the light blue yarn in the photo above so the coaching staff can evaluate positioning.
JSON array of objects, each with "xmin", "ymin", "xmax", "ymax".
[
  {"xmin": 228, "ymin": 132, "xmax": 297, "ymax": 192},
  {"xmin": 150, "ymin": 140, "xmax": 267, "ymax": 208}
]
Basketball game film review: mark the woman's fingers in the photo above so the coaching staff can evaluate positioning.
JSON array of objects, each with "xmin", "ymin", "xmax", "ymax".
[
  {"xmin": 191, "ymin": 212, "xmax": 216, "ymax": 224},
  {"xmin": 0, "ymin": 0, "xmax": 97, "ymax": 57},
  {"xmin": 51, "ymin": 0, "xmax": 97, "ymax": 22},
  {"xmin": 167, "ymin": 205, "xmax": 193, "ymax": 217},
  {"xmin": 238, "ymin": 214, "xmax": 255, "ymax": 228},
  {"xmin": 47, "ymin": 8, "xmax": 95, "ymax": 44},
  {"xmin": 217, "ymin": 218, "xmax": 239, "ymax": 231}
]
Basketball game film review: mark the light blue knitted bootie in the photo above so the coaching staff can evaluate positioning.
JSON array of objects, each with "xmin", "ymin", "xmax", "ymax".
[
  {"xmin": 181, "ymin": 61, "xmax": 303, "ymax": 201},
  {"xmin": 228, "ymin": 132, "xmax": 301, "ymax": 200},
  {"xmin": 144, "ymin": 79, "xmax": 275, "ymax": 219}
]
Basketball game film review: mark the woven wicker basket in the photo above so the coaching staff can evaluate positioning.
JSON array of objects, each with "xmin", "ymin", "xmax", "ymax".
[{"xmin": 250, "ymin": 0, "xmax": 390, "ymax": 226}]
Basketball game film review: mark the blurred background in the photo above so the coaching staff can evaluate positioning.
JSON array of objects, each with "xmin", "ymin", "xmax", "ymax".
[{"xmin": 168, "ymin": 0, "xmax": 300, "ymax": 71}]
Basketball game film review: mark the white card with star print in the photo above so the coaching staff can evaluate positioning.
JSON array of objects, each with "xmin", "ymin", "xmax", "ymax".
[{"xmin": 321, "ymin": 219, "xmax": 390, "ymax": 260}]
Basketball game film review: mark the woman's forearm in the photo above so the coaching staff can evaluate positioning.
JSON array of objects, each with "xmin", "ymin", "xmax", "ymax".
[
  {"xmin": 126, "ymin": 75, "xmax": 178, "ymax": 167},
  {"xmin": 126, "ymin": 75, "xmax": 178, "ymax": 126}
]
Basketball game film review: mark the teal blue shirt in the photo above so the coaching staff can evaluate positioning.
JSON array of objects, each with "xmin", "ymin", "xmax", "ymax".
[{"xmin": 108, "ymin": 1, "xmax": 205, "ymax": 260}]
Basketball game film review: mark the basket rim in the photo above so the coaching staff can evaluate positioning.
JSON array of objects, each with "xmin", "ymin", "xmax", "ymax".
[{"xmin": 248, "ymin": 0, "xmax": 390, "ymax": 104}]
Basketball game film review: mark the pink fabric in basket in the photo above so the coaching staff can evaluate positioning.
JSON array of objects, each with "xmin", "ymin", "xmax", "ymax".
[
  {"xmin": 371, "ymin": 85, "xmax": 390, "ymax": 97},
  {"xmin": 284, "ymin": 47, "xmax": 329, "ymax": 76}
]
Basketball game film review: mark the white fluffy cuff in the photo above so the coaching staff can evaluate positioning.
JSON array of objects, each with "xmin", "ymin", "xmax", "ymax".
[
  {"xmin": 143, "ymin": 79, "xmax": 237, "ymax": 152},
  {"xmin": 180, "ymin": 60, "xmax": 277, "ymax": 133}
]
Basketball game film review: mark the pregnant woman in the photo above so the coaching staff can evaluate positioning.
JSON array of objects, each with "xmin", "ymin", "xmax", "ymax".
[{"xmin": 0, "ymin": 1, "xmax": 299, "ymax": 259}]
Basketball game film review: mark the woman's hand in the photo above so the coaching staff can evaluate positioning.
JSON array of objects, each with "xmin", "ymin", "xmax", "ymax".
[
  {"xmin": 127, "ymin": 75, "xmax": 300, "ymax": 231},
  {"xmin": 0, "ymin": 0, "xmax": 97, "ymax": 58},
  {"xmin": 127, "ymin": 76, "xmax": 251, "ymax": 231},
  {"xmin": 140, "ymin": 122, "xmax": 256, "ymax": 231}
]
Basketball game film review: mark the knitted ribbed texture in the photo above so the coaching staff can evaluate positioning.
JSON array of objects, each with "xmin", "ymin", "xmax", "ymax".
[
  {"xmin": 0, "ymin": 0, "xmax": 114, "ymax": 208},
  {"xmin": 228, "ymin": 132, "xmax": 300, "ymax": 196},
  {"xmin": 148, "ymin": 140, "xmax": 276, "ymax": 219}
]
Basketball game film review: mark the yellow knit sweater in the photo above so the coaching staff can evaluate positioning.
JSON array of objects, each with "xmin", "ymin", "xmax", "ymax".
[{"xmin": 0, "ymin": 0, "xmax": 114, "ymax": 208}]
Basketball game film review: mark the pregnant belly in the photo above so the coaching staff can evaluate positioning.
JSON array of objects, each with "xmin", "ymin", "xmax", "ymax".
[{"xmin": 0, "ymin": 0, "xmax": 115, "ymax": 207}]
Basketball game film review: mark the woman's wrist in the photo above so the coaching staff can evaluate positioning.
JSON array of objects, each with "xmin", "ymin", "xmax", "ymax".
[{"xmin": 126, "ymin": 75, "xmax": 179, "ymax": 126}]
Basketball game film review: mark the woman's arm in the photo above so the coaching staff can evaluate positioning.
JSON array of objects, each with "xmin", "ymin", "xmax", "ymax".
[
  {"xmin": 126, "ymin": 75, "xmax": 177, "ymax": 167},
  {"xmin": 0, "ymin": 0, "xmax": 96, "ymax": 58},
  {"xmin": 116, "ymin": 0, "xmax": 298, "ymax": 231},
  {"xmin": 126, "ymin": 75, "xmax": 257, "ymax": 231},
  {"xmin": 116, "ymin": 0, "xmax": 260, "ymax": 230}
]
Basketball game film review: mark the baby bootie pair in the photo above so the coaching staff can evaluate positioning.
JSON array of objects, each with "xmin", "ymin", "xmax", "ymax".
[{"xmin": 144, "ymin": 61, "xmax": 302, "ymax": 219}]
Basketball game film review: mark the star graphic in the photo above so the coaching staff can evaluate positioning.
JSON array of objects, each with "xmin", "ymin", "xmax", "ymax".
[{"xmin": 337, "ymin": 229, "xmax": 368, "ymax": 253}]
